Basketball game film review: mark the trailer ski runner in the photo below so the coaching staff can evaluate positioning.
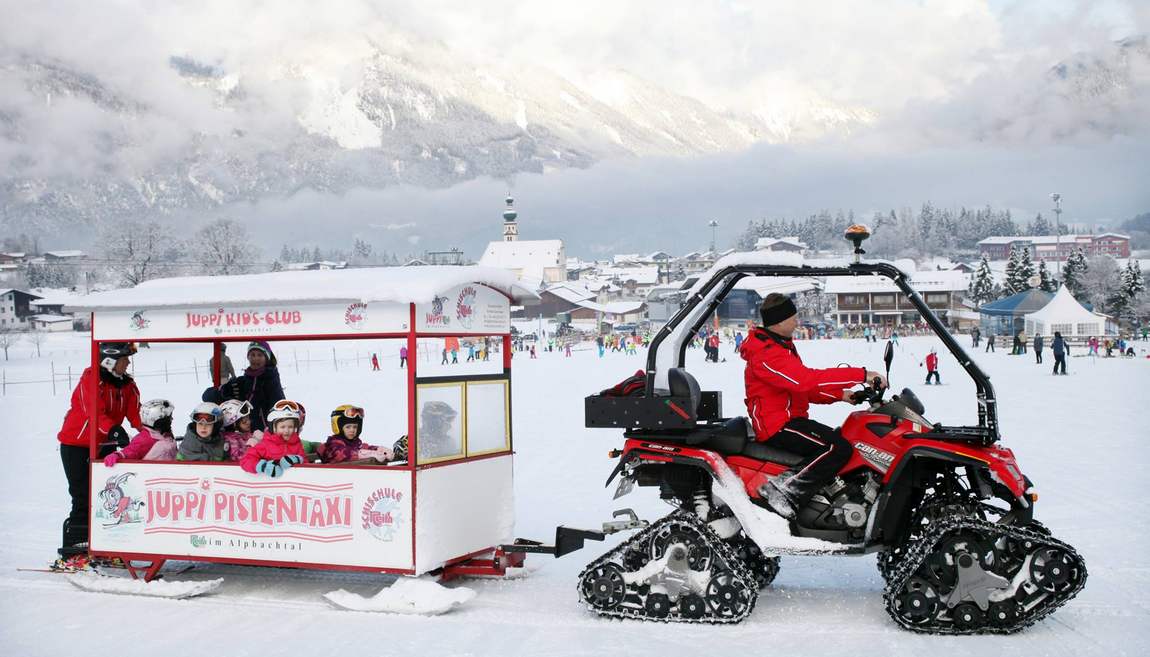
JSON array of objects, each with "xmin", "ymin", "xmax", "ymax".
[{"xmin": 578, "ymin": 226, "xmax": 1086, "ymax": 632}]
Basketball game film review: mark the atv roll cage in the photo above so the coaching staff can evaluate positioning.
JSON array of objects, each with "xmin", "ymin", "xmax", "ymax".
[{"xmin": 645, "ymin": 261, "xmax": 1000, "ymax": 445}]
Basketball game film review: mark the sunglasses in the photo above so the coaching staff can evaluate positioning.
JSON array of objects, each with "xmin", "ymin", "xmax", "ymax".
[
  {"xmin": 273, "ymin": 400, "xmax": 302, "ymax": 412},
  {"xmin": 193, "ymin": 415, "xmax": 218, "ymax": 425}
]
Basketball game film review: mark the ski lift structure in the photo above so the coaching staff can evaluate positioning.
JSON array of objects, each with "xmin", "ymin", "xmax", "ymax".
[{"xmin": 67, "ymin": 266, "xmax": 552, "ymax": 582}]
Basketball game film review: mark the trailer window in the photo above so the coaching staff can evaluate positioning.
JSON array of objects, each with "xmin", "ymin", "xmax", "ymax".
[{"xmin": 465, "ymin": 380, "xmax": 510, "ymax": 456}]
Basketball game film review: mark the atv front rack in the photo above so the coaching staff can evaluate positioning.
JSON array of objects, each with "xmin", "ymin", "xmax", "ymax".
[{"xmin": 907, "ymin": 425, "xmax": 997, "ymax": 446}]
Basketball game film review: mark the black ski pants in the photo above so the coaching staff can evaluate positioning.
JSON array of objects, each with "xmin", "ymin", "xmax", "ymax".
[
  {"xmin": 925, "ymin": 370, "xmax": 940, "ymax": 384},
  {"xmin": 60, "ymin": 443, "xmax": 114, "ymax": 551},
  {"xmin": 765, "ymin": 418, "xmax": 852, "ymax": 507},
  {"xmin": 1035, "ymin": 349, "xmax": 1043, "ymax": 364},
  {"xmin": 1053, "ymin": 354, "xmax": 1067, "ymax": 375}
]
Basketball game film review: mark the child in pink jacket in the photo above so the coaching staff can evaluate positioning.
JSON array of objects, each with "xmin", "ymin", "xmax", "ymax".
[
  {"xmin": 103, "ymin": 399, "xmax": 177, "ymax": 465},
  {"xmin": 241, "ymin": 400, "xmax": 307, "ymax": 477}
]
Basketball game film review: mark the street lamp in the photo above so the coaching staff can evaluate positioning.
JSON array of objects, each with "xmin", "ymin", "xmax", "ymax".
[
  {"xmin": 1051, "ymin": 193, "xmax": 1062, "ymax": 275},
  {"xmin": 708, "ymin": 220, "xmax": 719, "ymax": 254}
]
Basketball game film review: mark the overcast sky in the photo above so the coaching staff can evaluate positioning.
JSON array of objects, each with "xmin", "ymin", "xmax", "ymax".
[{"xmin": 3, "ymin": 0, "xmax": 1148, "ymax": 258}]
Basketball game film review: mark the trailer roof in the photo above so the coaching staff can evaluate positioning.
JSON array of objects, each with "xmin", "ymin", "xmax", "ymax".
[{"xmin": 66, "ymin": 266, "xmax": 538, "ymax": 312}]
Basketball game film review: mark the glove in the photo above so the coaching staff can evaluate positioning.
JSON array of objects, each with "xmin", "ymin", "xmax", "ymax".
[
  {"xmin": 256, "ymin": 459, "xmax": 285, "ymax": 478},
  {"xmin": 227, "ymin": 379, "xmax": 242, "ymax": 400},
  {"xmin": 108, "ymin": 425, "xmax": 130, "ymax": 447},
  {"xmin": 103, "ymin": 452, "xmax": 121, "ymax": 467},
  {"xmin": 280, "ymin": 454, "xmax": 304, "ymax": 469}
]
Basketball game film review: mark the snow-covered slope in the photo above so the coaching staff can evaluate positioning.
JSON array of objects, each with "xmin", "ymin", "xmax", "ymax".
[{"xmin": 0, "ymin": 332, "xmax": 1147, "ymax": 656}]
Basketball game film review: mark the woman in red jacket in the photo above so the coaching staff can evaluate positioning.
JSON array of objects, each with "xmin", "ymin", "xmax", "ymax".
[
  {"xmin": 56, "ymin": 342, "xmax": 142, "ymax": 557},
  {"xmin": 740, "ymin": 294, "xmax": 885, "ymax": 520}
]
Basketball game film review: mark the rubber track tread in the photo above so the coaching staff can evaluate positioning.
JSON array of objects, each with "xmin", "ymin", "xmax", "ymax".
[
  {"xmin": 884, "ymin": 513, "xmax": 1087, "ymax": 634},
  {"xmin": 578, "ymin": 510, "xmax": 759, "ymax": 624}
]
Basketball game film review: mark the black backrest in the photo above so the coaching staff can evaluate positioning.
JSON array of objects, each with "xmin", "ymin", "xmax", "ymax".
[{"xmin": 667, "ymin": 367, "xmax": 701, "ymax": 418}]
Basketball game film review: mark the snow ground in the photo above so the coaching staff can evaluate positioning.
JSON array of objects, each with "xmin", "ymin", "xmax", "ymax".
[{"xmin": 1, "ymin": 333, "xmax": 1148, "ymax": 656}]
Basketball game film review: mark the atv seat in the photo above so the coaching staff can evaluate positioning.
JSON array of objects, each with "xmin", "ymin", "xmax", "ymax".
[{"xmin": 641, "ymin": 417, "xmax": 803, "ymax": 467}]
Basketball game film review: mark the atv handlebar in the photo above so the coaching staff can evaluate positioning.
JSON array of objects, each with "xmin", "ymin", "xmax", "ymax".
[{"xmin": 850, "ymin": 377, "xmax": 889, "ymax": 406}]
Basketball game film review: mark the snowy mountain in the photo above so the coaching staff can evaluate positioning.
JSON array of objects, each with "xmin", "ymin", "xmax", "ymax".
[{"xmin": 0, "ymin": 34, "xmax": 872, "ymax": 238}]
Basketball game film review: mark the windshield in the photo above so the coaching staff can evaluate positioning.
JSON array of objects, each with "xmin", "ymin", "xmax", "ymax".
[{"xmin": 877, "ymin": 392, "xmax": 931, "ymax": 426}]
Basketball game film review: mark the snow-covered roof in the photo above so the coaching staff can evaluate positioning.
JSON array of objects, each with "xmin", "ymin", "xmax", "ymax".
[
  {"xmin": 978, "ymin": 234, "xmax": 1128, "ymax": 246},
  {"xmin": 1024, "ymin": 286, "xmax": 1097, "ymax": 324},
  {"xmin": 754, "ymin": 237, "xmax": 808, "ymax": 250},
  {"xmin": 29, "ymin": 314, "xmax": 73, "ymax": 323},
  {"xmin": 479, "ymin": 240, "xmax": 564, "ymax": 272},
  {"xmin": 44, "ymin": 250, "xmax": 85, "ymax": 258},
  {"xmin": 545, "ymin": 282, "xmax": 596, "ymax": 305},
  {"xmin": 822, "ymin": 270, "xmax": 969, "ymax": 294},
  {"xmin": 733, "ymin": 276, "xmax": 820, "ymax": 296},
  {"xmin": 686, "ymin": 251, "xmax": 805, "ymax": 296},
  {"xmin": 0, "ymin": 288, "xmax": 41, "ymax": 299},
  {"xmin": 599, "ymin": 266, "xmax": 660, "ymax": 285},
  {"xmin": 66, "ymin": 266, "xmax": 538, "ymax": 311}
]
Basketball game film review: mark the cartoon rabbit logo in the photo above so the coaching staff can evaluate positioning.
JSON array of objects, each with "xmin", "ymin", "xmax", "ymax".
[{"xmin": 99, "ymin": 473, "xmax": 144, "ymax": 526}]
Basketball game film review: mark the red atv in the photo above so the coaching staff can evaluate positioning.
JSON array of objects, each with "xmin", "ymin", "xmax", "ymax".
[{"xmin": 578, "ymin": 229, "xmax": 1085, "ymax": 632}]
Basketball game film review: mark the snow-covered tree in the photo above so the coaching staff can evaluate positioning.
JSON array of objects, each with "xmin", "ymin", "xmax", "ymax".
[
  {"xmin": 1003, "ymin": 246, "xmax": 1034, "ymax": 295},
  {"xmin": 1037, "ymin": 259, "xmax": 1056, "ymax": 292},
  {"xmin": 968, "ymin": 255, "xmax": 997, "ymax": 306},
  {"xmin": 26, "ymin": 330, "xmax": 46, "ymax": 357},
  {"xmin": 1081, "ymin": 256, "xmax": 1122, "ymax": 313},
  {"xmin": 1116, "ymin": 260, "xmax": 1147, "ymax": 325},
  {"xmin": 0, "ymin": 328, "xmax": 16, "ymax": 361},
  {"xmin": 100, "ymin": 220, "xmax": 182, "ymax": 287},
  {"xmin": 1061, "ymin": 248, "xmax": 1089, "ymax": 298},
  {"xmin": 1030, "ymin": 213, "xmax": 1051, "ymax": 236},
  {"xmin": 195, "ymin": 218, "xmax": 257, "ymax": 276}
]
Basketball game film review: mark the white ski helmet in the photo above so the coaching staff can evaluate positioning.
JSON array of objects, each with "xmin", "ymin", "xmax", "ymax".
[
  {"xmin": 267, "ymin": 401, "xmax": 302, "ymax": 431},
  {"xmin": 219, "ymin": 399, "xmax": 252, "ymax": 428},
  {"xmin": 140, "ymin": 399, "xmax": 174, "ymax": 427},
  {"xmin": 190, "ymin": 401, "xmax": 222, "ymax": 423}
]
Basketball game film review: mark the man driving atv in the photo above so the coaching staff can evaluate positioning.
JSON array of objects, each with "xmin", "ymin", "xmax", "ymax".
[{"xmin": 741, "ymin": 293, "xmax": 887, "ymax": 519}]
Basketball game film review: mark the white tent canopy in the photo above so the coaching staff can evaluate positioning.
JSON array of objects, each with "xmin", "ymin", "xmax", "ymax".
[{"xmin": 1024, "ymin": 286, "xmax": 1108, "ymax": 338}]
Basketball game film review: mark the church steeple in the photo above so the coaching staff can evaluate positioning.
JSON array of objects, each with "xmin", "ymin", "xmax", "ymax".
[{"xmin": 502, "ymin": 194, "xmax": 519, "ymax": 242}]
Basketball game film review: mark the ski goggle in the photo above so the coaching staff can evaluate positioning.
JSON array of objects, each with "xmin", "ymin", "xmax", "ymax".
[
  {"xmin": 232, "ymin": 400, "xmax": 253, "ymax": 417},
  {"xmin": 273, "ymin": 400, "xmax": 302, "ymax": 413},
  {"xmin": 193, "ymin": 414, "xmax": 218, "ymax": 425},
  {"xmin": 338, "ymin": 406, "xmax": 364, "ymax": 420}
]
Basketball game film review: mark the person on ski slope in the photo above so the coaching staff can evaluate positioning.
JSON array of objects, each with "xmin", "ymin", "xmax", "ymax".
[
  {"xmin": 1052, "ymin": 331, "xmax": 1069, "ymax": 375},
  {"xmin": 55, "ymin": 341, "xmax": 142, "ymax": 556},
  {"xmin": 922, "ymin": 348, "xmax": 940, "ymax": 385},
  {"xmin": 219, "ymin": 399, "xmax": 263, "ymax": 461},
  {"xmin": 178, "ymin": 402, "xmax": 228, "ymax": 461},
  {"xmin": 741, "ymin": 293, "xmax": 886, "ymax": 519},
  {"xmin": 202, "ymin": 341, "xmax": 285, "ymax": 432},
  {"xmin": 103, "ymin": 399, "xmax": 178, "ymax": 465},
  {"xmin": 241, "ymin": 400, "xmax": 308, "ymax": 477},
  {"xmin": 1034, "ymin": 334, "xmax": 1044, "ymax": 364}
]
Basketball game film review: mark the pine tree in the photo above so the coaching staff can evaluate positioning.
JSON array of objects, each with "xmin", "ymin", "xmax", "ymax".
[
  {"xmin": 1119, "ymin": 260, "xmax": 1146, "ymax": 325},
  {"xmin": 968, "ymin": 254, "xmax": 997, "ymax": 306},
  {"xmin": 1003, "ymin": 246, "xmax": 1022, "ymax": 295},
  {"xmin": 1062, "ymin": 248, "xmax": 1088, "ymax": 298},
  {"xmin": 1037, "ymin": 259, "xmax": 1056, "ymax": 292},
  {"xmin": 1032, "ymin": 213, "xmax": 1051, "ymax": 236},
  {"xmin": 1016, "ymin": 246, "xmax": 1036, "ymax": 290}
]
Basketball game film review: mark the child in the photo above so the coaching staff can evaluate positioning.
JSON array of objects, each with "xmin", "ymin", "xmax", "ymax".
[
  {"xmin": 177, "ymin": 402, "xmax": 228, "ymax": 461},
  {"xmin": 922, "ymin": 348, "xmax": 940, "ymax": 385},
  {"xmin": 320, "ymin": 405, "xmax": 393, "ymax": 464},
  {"xmin": 241, "ymin": 400, "xmax": 307, "ymax": 477},
  {"xmin": 103, "ymin": 399, "xmax": 177, "ymax": 465},
  {"xmin": 220, "ymin": 399, "xmax": 262, "ymax": 461}
]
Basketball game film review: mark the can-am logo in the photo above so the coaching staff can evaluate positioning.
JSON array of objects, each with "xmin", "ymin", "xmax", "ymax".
[
  {"xmin": 361, "ymin": 487, "xmax": 404, "ymax": 542},
  {"xmin": 344, "ymin": 302, "xmax": 367, "ymax": 329},
  {"xmin": 456, "ymin": 286, "xmax": 477, "ymax": 329},
  {"xmin": 425, "ymin": 296, "xmax": 450, "ymax": 327},
  {"xmin": 854, "ymin": 442, "xmax": 895, "ymax": 473}
]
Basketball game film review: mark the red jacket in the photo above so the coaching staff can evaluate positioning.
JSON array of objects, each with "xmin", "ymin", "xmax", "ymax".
[
  {"xmin": 740, "ymin": 329, "xmax": 866, "ymax": 439},
  {"xmin": 925, "ymin": 352, "xmax": 939, "ymax": 372},
  {"xmin": 240, "ymin": 432, "xmax": 307, "ymax": 473},
  {"xmin": 57, "ymin": 367, "xmax": 142, "ymax": 447}
]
